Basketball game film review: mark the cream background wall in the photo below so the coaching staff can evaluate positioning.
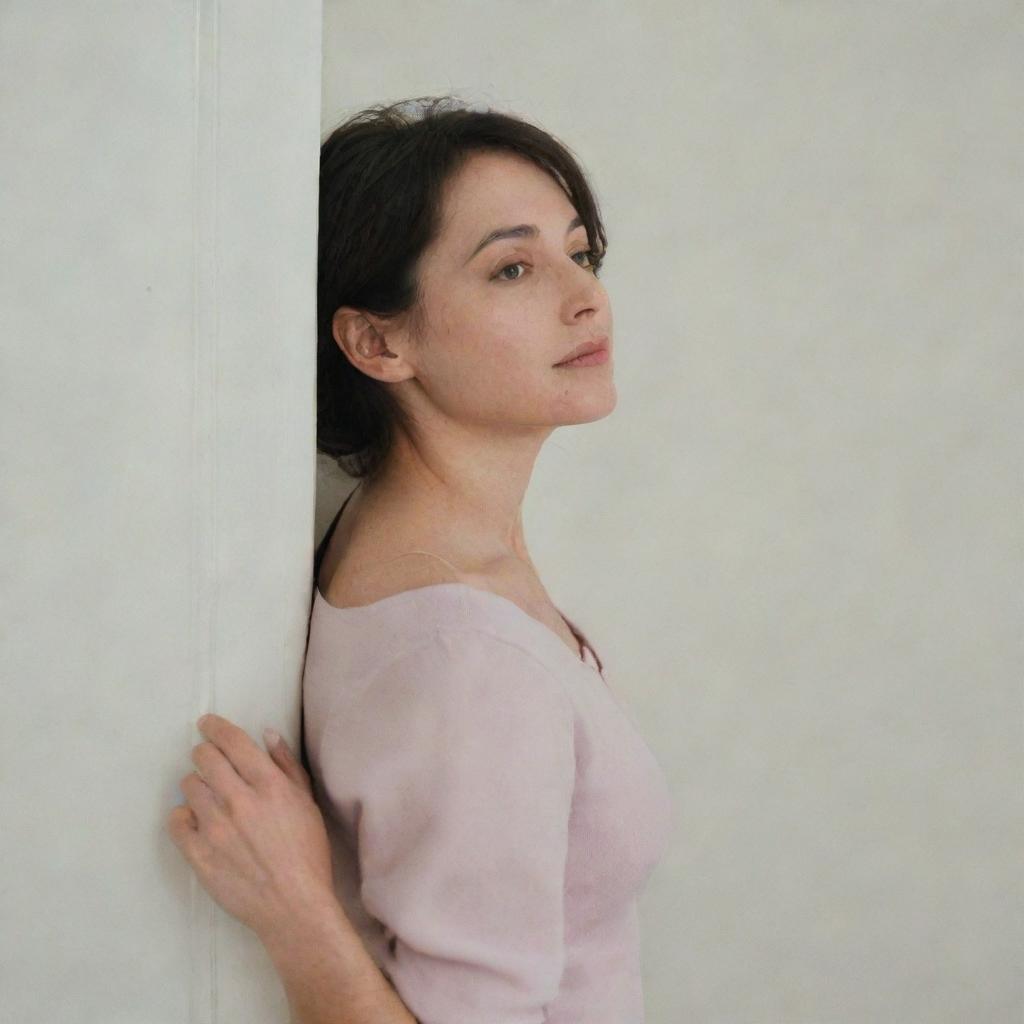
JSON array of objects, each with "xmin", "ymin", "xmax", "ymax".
[
  {"xmin": 1, "ymin": 1, "xmax": 1018, "ymax": 1021},
  {"xmin": 1, "ymin": 2, "xmax": 321, "ymax": 1020},
  {"xmin": 319, "ymin": 2, "xmax": 1021, "ymax": 1021}
]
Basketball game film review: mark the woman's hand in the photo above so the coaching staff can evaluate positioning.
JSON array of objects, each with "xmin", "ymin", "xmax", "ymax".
[{"xmin": 166, "ymin": 713, "xmax": 337, "ymax": 942}]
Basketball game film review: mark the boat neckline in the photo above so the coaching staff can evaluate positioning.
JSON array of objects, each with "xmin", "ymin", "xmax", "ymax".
[{"xmin": 313, "ymin": 578, "xmax": 604, "ymax": 679}]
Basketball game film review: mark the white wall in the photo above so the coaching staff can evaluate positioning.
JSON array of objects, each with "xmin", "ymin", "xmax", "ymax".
[
  {"xmin": 1, "ymin": 2, "xmax": 321, "ymax": 1020},
  {"xmin": 320, "ymin": 2, "xmax": 1022, "ymax": 1021}
]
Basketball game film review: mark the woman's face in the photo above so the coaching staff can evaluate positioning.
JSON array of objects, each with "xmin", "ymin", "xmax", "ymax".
[{"xmin": 397, "ymin": 149, "xmax": 616, "ymax": 430}]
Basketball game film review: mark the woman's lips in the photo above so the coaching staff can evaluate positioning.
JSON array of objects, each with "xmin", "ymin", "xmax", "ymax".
[{"xmin": 555, "ymin": 347, "xmax": 610, "ymax": 368}]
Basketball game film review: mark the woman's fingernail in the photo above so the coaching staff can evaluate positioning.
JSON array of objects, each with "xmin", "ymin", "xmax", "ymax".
[{"xmin": 263, "ymin": 728, "xmax": 280, "ymax": 748}]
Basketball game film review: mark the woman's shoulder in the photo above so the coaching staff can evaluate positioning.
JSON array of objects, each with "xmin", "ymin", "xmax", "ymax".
[
  {"xmin": 308, "ymin": 572, "xmax": 575, "ymax": 721},
  {"xmin": 312, "ymin": 491, "xmax": 585, "ymax": 669},
  {"xmin": 320, "ymin": 550, "xmax": 460, "ymax": 609},
  {"xmin": 311, "ymin": 562, "xmax": 577, "ymax": 677},
  {"xmin": 319, "ymin": 516, "xmax": 535, "ymax": 615}
]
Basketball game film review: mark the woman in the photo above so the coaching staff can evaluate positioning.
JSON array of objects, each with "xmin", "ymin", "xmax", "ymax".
[{"xmin": 167, "ymin": 95, "xmax": 674, "ymax": 1024}]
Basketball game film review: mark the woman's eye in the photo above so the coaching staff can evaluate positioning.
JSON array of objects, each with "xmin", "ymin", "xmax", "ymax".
[
  {"xmin": 573, "ymin": 248, "xmax": 603, "ymax": 274},
  {"xmin": 495, "ymin": 261, "xmax": 527, "ymax": 282},
  {"xmin": 493, "ymin": 249, "xmax": 603, "ymax": 282}
]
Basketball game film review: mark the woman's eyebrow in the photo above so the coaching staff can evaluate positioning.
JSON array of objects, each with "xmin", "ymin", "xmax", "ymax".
[{"xmin": 464, "ymin": 214, "xmax": 584, "ymax": 264}]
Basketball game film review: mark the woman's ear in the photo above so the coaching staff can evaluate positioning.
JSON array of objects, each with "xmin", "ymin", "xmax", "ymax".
[{"xmin": 332, "ymin": 307, "xmax": 406, "ymax": 375}]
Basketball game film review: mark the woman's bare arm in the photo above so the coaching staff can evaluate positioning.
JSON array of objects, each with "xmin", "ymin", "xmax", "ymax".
[{"xmin": 260, "ymin": 897, "xmax": 419, "ymax": 1024}]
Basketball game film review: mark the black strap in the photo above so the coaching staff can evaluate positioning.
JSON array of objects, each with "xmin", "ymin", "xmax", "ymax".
[{"xmin": 312, "ymin": 485, "xmax": 360, "ymax": 591}]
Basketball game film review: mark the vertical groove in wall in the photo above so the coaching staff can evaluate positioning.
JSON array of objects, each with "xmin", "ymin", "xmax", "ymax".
[{"xmin": 189, "ymin": 0, "xmax": 219, "ymax": 1021}]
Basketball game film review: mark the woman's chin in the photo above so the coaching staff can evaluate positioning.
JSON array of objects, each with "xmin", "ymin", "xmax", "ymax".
[{"xmin": 553, "ymin": 382, "xmax": 618, "ymax": 424}]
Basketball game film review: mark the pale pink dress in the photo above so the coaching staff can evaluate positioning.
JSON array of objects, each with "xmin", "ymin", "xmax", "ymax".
[{"xmin": 302, "ymin": 488, "xmax": 674, "ymax": 1023}]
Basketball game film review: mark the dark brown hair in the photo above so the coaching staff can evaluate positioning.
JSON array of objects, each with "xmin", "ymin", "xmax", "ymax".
[{"xmin": 316, "ymin": 94, "xmax": 609, "ymax": 482}]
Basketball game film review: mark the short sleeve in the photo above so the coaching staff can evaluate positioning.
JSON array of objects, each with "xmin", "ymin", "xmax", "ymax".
[{"xmin": 316, "ymin": 626, "xmax": 576, "ymax": 1024}]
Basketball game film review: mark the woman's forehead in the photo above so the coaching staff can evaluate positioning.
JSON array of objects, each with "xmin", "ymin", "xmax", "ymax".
[{"xmin": 439, "ymin": 157, "xmax": 578, "ymax": 253}]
